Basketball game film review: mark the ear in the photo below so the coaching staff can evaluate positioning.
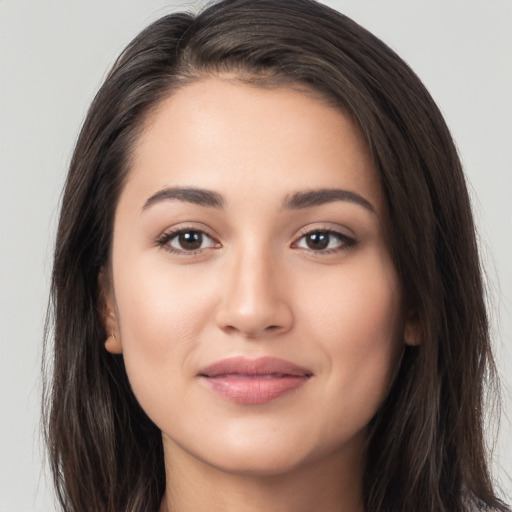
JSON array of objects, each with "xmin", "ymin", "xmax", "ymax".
[
  {"xmin": 404, "ymin": 311, "xmax": 421, "ymax": 347},
  {"xmin": 98, "ymin": 268, "xmax": 123, "ymax": 354}
]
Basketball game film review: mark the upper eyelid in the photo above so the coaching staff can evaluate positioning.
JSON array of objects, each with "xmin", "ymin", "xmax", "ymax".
[
  {"xmin": 158, "ymin": 224, "xmax": 219, "ymax": 241},
  {"xmin": 156, "ymin": 224, "xmax": 355, "ymax": 248},
  {"xmin": 157, "ymin": 227, "xmax": 220, "ymax": 255},
  {"xmin": 167, "ymin": 228, "xmax": 216, "ymax": 242},
  {"xmin": 156, "ymin": 227, "xmax": 218, "ymax": 253},
  {"xmin": 290, "ymin": 227, "xmax": 357, "ymax": 254},
  {"xmin": 292, "ymin": 225, "xmax": 354, "ymax": 242}
]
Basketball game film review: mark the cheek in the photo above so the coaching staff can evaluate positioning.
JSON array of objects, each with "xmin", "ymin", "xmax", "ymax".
[
  {"xmin": 297, "ymin": 251, "xmax": 403, "ymax": 421},
  {"xmin": 111, "ymin": 256, "xmax": 218, "ymax": 411},
  {"xmin": 300, "ymin": 251, "xmax": 402, "ymax": 344},
  {"xmin": 115, "ymin": 261, "xmax": 212, "ymax": 344}
]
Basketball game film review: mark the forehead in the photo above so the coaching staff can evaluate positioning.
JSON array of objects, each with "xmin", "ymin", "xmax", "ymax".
[{"xmin": 124, "ymin": 77, "xmax": 381, "ymax": 212}]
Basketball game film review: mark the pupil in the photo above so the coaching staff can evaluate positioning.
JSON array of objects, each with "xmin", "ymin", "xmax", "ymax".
[
  {"xmin": 307, "ymin": 232, "xmax": 329, "ymax": 250},
  {"xmin": 179, "ymin": 231, "xmax": 202, "ymax": 250}
]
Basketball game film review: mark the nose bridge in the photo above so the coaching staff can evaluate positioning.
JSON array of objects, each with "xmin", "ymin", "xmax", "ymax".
[
  {"xmin": 233, "ymin": 242, "xmax": 274, "ymax": 306},
  {"xmin": 215, "ymin": 236, "xmax": 292, "ymax": 337}
]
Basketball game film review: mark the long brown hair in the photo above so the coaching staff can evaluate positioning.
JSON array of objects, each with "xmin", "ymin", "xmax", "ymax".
[{"xmin": 43, "ymin": 1, "xmax": 508, "ymax": 510}]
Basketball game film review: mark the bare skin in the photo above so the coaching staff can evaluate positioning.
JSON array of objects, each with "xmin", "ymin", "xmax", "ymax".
[
  {"xmin": 102, "ymin": 76, "xmax": 418, "ymax": 512},
  {"xmin": 159, "ymin": 441, "xmax": 364, "ymax": 512}
]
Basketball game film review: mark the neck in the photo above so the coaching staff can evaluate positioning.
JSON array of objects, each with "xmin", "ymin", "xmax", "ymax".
[{"xmin": 159, "ymin": 439, "xmax": 366, "ymax": 512}]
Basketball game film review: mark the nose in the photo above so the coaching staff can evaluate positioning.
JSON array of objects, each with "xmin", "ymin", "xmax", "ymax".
[{"xmin": 214, "ymin": 245, "xmax": 294, "ymax": 338}]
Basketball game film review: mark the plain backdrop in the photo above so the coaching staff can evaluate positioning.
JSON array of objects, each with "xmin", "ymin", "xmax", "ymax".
[{"xmin": 1, "ymin": 1, "xmax": 511, "ymax": 510}]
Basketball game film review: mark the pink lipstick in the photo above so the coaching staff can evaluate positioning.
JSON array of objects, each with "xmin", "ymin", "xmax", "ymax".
[{"xmin": 199, "ymin": 356, "xmax": 312, "ymax": 405}]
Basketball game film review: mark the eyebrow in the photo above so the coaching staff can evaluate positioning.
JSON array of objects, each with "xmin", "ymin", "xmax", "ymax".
[
  {"xmin": 142, "ymin": 186, "xmax": 375, "ymax": 213},
  {"xmin": 283, "ymin": 188, "xmax": 375, "ymax": 213},
  {"xmin": 142, "ymin": 187, "xmax": 225, "ymax": 210}
]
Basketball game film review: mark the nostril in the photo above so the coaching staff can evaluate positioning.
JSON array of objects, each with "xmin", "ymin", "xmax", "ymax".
[
  {"xmin": 215, "ymin": 298, "xmax": 294, "ymax": 338},
  {"xmin": 222, "ymin": 323, "xmax": 282, "ymax": 338}
]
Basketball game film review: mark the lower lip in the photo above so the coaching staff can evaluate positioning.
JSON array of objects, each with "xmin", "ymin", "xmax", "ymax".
[{"xmin": 202, "ymin": 375, "xmax": 310, "ymax": 404}]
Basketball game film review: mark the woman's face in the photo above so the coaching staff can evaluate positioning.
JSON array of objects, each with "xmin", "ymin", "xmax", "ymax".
[{"xmin": 104, "ymin": 77, "xmax": 414, "ymax": 476}]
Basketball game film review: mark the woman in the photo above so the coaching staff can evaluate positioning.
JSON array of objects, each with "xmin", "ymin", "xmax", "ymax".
[{"xmin": 42, "ymin": 0, "xmax": 509, "ymax": 511}]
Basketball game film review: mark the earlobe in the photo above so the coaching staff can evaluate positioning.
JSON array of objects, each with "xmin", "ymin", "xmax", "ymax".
[
  {"xmin": 98, "ymin": 268, "xmax": 123, "ymax": 354},
  {"xmin": 105, "ymin": 331, "xmax": 123, "ymax": 354},
  {"xmin": 404, "ymin": 314, "xmax": 421, "ymax": 346}
]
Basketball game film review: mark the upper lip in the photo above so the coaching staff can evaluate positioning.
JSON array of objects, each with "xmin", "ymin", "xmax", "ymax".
[{"xmin": 199, "ymin": 356, "xmax": 313, "ymax": 378}]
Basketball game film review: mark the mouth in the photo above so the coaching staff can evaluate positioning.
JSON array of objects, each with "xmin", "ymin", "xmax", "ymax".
[{"xmin": 199, "ymin": 356, "xmax": 313, "ymax": 405}]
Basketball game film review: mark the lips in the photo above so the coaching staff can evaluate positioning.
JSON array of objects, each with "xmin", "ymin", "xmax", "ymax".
[{"xmin": 199, "ymin": 356, "xmax": 313, "ymax": 405}]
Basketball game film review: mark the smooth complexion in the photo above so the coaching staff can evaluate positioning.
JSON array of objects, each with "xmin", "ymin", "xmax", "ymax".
[{"xmin": 102, "ymin": 77, "xmax": 417, "ymax": 512}]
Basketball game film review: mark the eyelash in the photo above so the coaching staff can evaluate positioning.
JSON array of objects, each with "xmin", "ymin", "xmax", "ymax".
[
  {"xmin": 292, "ymin": 228, "xmax": 357, "ymax": 255},
  {"xmin": 156, "ymin": 226, "xmax": 357, "ymax": 256},
  {"xmin": 156, "ymin": 227, "xmax": 220, "ymax": 255}
]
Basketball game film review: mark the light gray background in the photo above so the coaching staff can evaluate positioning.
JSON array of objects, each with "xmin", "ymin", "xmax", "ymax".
[{"xmin": 1, "ymin": 1, "xmax": 510, "ymax": 510}]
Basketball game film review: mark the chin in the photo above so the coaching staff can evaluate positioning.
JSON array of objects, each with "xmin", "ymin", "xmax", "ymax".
[
  {"xmin": 186, "ymin": 425, "xmax": 358, "ymax": 478},
  {"xmin": 203, "ymin": 447, "xmax": 310, "ymax": 477}
]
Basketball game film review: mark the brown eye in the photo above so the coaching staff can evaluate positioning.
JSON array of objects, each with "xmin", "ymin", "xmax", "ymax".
[
  {"xmin": 177, "ymin": 231, "xmax": 202, "ymax": 250},
  {"xmin": 305, "ymin": 232, "xmax": 330, "ymax": 250},
  {"xmin": 164, "ymin": 230, "xmax": 217, "ymax": 253},
  {"xmin": 295, "ymin": 230, "xmax": 355, "ymax": 252}
]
